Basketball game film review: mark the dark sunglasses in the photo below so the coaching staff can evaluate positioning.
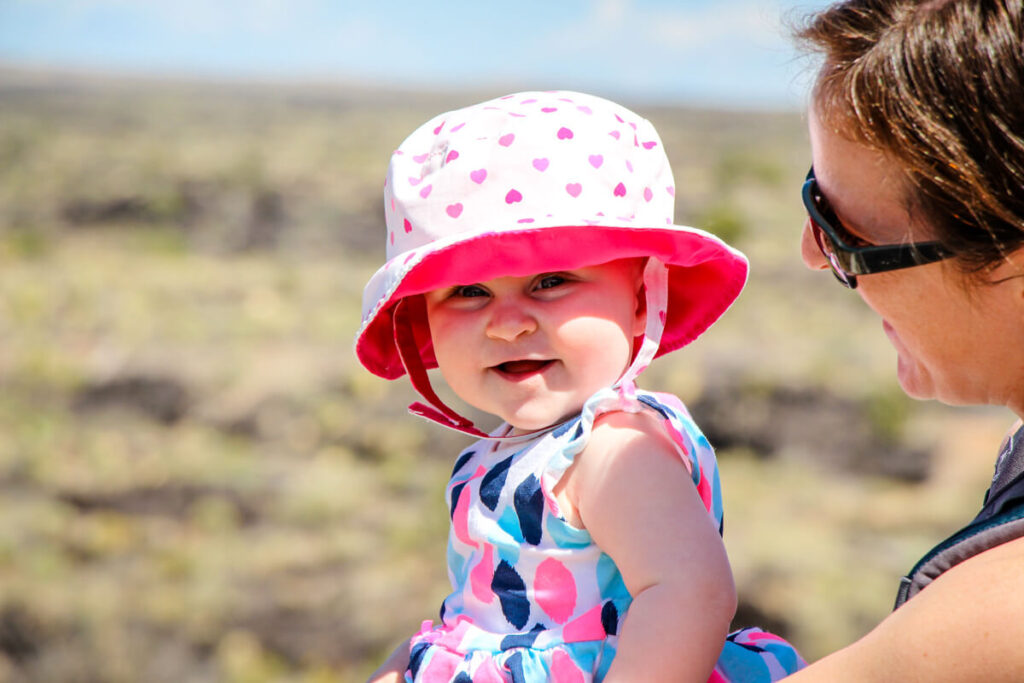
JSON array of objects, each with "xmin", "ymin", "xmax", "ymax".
[{"xmin": 801, "ymin": 167, "xmax": 952, "ymax": 288}]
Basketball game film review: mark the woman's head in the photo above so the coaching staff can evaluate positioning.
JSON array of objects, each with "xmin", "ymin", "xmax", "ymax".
[
  {"xmin": 796, "ymin": 0, "xmax": 1024, "ymax": 414},
  {"xmin": 804, "ymin": 110, "xmax": 1024, "ymax": 409},
  {"xmin": 797, "ymin": 0, "xmax": 1024, "ymax": 273}
]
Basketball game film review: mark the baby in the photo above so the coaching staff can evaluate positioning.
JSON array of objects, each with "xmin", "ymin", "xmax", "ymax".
[{"xmin": 357, "ymin": 91, "xmax": 803, "ymax": 682}]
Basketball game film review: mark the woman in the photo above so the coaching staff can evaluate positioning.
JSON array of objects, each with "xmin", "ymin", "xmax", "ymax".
[{"xmin": 789, "ymin": 0, "xmax": 1024, "ymax": 679}]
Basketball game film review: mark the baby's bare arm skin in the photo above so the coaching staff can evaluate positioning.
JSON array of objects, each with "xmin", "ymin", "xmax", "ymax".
[{"xmin": 565, "ymin": 410, "xmax": 736, "ymax": 682}]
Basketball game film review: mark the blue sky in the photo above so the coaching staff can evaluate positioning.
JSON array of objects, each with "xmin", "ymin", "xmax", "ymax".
[{"xmin": 0, "ymin": 0, "xmax": 831, "ymax": 109}]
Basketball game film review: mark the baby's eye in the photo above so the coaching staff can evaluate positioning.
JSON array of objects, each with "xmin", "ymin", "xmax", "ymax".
[
  {"xmin": 453, "ymin": 284, "xmax": 489, "ymax": 298},
  {"xmin": 535, "ymin": 274, "xmax": 568, "ymax": 290}
]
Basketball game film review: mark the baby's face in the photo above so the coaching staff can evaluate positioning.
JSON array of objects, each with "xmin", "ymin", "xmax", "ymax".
[{"xmin": 423, "ymin": 259, "xmax": 645, "ymax": 432}]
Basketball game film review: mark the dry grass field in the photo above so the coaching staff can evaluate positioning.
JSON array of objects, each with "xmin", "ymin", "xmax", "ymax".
[{"xmin": 0, "ymin": 68, "xmax": 1012, "ymax": 682}]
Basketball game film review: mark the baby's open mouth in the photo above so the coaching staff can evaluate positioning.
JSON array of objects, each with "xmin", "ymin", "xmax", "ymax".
[{"xmin": 494, "ymin": 359, "xmax": 553, "ymax": 375}]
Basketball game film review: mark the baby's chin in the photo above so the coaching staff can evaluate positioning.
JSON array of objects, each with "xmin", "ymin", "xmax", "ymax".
[{"xmin": 505, "ymin": 409, "xmax": 583, "ymax": 435}]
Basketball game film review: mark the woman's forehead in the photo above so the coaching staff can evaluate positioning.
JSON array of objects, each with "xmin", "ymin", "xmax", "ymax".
[{"xmin": 809, "ymin": 109, "xmax": 935, "ymax": 244}]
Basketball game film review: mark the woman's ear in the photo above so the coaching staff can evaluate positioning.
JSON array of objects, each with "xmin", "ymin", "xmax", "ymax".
[{"xmin": 988, "ymin": 246, "xmax": 1024, "ymax": 296}]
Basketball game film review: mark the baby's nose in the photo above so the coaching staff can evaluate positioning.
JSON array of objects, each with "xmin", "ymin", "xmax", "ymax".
[{"xmin": 485, "ymin": 304, "xmax": 538, "ymax": 341}]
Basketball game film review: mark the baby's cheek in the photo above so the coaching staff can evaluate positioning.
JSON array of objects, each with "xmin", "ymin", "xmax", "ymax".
[{"xmin": 571, "ymin": 326, "xmax": 633, "ymax": 377}]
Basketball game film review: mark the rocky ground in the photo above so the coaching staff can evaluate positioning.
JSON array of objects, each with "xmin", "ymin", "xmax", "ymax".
[{"xmin": 0, "ymin": 69, "xmax": 1012, "ymax": 681}]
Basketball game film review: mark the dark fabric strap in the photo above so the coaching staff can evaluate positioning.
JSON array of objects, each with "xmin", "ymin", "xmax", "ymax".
[
  {"xmin": 983, "ymin": 420, "xmax": 1024, "ymax": 518},
  {"xmin": 894, "ymin": 421, "xmax": 1024, "ymax": 609},
  {"xmin": 392, "ymin": 297, "xmax": 487, "ymax": 437}
]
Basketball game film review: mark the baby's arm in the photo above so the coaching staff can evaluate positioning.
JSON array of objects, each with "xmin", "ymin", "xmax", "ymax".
[
  {"xmin": 365, "ymin": 639, "xmax": 409, "ymax": 683},
  {"xmin": 569, "ymin": 410, "xmax": 736, "ymax": 682}
]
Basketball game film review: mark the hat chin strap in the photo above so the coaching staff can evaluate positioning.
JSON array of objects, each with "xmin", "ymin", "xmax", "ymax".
[
  {"xmin": 393, "ymin": 258, "xmax": 669, "ymax": 441},
  {"xmin": 615, "ymin": 256, "xmax": 668, "ymax": 401},
  {"xmin": 392, "ymin": 296, "xmax": 491, "ymax": 439}
]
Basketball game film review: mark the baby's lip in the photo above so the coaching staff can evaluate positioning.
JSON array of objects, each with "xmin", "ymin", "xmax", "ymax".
[{"xmin": 491, "ymin": 359, "xmax": 554, "ymax": 376}]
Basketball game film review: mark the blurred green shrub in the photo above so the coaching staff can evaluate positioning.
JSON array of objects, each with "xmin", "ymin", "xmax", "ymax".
[
  {"xmin": 0, "ymin": 230, "xmax": 51, "ymax": 259},
  {"xmin": 715, "ymin": 150, "xmax": 786, "ymax": 188},
  {"xmin": 864, "ymin": 386, "xmax": 914, "ymax": 444},
  {"xmin": 696, "ymin": 202, "xmax": 747, "ymax": 244}
]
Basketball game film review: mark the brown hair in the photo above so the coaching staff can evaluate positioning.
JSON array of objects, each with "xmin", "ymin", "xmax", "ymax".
[{"xmin": 796, "ymin": 0, "xmax": 1024, "ymax": 272}]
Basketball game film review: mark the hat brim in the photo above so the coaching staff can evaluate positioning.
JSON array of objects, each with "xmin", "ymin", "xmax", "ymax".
[{"xmin": 355, "ymin": 224, "xmax": 747, "ymax": 380}]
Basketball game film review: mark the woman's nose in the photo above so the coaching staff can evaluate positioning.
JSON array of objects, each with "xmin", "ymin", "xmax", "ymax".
[
  {"xmin": 485, "ymin": 302, "xmax": 538, "ymax": 341},
  {"xmin": 800, "ymin": 217, "xmax": 831, "ymax": 271}
]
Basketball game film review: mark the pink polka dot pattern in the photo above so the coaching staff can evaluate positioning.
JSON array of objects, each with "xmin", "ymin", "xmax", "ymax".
[
  {"xmin": 534, "ymin": 558, "xmax": 577, "ymax": 624},
  {"xmin": 383, "ymin": 91, "xmax": 674, "ymax": 260}
]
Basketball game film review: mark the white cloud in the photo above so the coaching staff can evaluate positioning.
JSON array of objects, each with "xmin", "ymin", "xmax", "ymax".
[
  {"xmin": 156, "ymin": 0, "xmax": 325, "ymax": 35},
  {"xmin": 552, "ymin": 0, "xmax": 627, "ymax": 52},
  {"xmin": 646, "ymin": 2, "xmax": 785, "ymax": 53},
  {"xmin": 593, "ymin": 0, "xmax": 629, "ymax": 27},
  {"xmin": 14, "ymin": 0, "xmax": 323, "ymax": 35},
  {"xmin": 551, "ymin": 0, "xmax": 786, "ymax": 60}
]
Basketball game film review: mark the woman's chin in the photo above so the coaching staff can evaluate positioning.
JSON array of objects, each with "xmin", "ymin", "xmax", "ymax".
[{"xmin": 895, "ymin": 354, "xmax": 934, "ymax": 401}]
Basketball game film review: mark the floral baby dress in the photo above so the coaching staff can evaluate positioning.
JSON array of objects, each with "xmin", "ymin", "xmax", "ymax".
[{"xmin": 405, "ymin": 388, "xmax": 803, "ymax": 682}]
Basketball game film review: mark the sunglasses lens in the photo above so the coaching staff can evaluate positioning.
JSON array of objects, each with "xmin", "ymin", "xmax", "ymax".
[{"xmin": 810, "ymin": 219, "xmax": 856, "ymax": 288}]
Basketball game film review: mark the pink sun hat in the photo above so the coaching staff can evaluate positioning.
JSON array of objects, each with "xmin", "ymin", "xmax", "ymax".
[
  {"xmin": 357, "ymin": 90, "xmax": 747, "ymax": 376},
  {"xmin": 355, "ymin": 91, "xmax": 746, "ymax": 434}
]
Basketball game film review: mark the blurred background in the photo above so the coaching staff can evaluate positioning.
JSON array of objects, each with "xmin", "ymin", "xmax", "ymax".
[{"xmin": 0, "ymin": 1, "xmax": 1013, "ymax": 681}]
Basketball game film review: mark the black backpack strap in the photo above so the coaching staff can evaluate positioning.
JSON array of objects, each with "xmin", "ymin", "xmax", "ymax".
[
  {"xmin": 894, "ymin": 422, "xmax": 1024, "ymax": 609},
  {"xmin": 988, "ymin": 421, "xmax": 1024, "ymax": 498},
  {"xmin": 894, "ymin": 493, "xmax": 1024, "ymax": 608}
]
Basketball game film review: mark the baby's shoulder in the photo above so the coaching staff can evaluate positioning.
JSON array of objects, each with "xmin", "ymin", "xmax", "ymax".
[
  {"xmin": 591, "ymin": 405, "xmax": 667, "ymax": 441},
  {"xmin": 563, "ymin": 390, "xmax": 722, "ymax": 523},
  {"xmin": 635, "ymin": 390, "xmax": 711, "ymax": 449},
  {"xmin": 587, "ymin": 395, "xmax": 690, "ymax": 463},
  {"xmin": 633, "ymin": 390, "xmax": 697, "ymax": 424},
  {"xmin": 599, "ymin": 389, "xmax": 701, "ymax": 433},
  {"xmin": 583, "ymin": 390, "xmax": 714, "ymax": 477}
]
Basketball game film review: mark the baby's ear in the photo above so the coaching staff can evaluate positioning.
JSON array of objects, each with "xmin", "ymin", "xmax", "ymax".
[{"xmin": 633, "ymin": 279, "xmax": 648, "ymax": 339}]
